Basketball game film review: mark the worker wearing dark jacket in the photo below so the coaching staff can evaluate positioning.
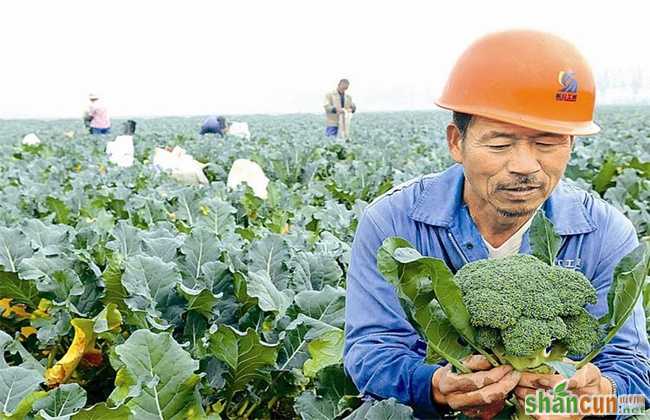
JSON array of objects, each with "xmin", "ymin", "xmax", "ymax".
[
  {"xmin": 324, "ymin": 79, "xmax": 356, "ymax": 137},
  {"xmin": 200, "ymin": 115, "xmax": 229, "ymax": 136}
]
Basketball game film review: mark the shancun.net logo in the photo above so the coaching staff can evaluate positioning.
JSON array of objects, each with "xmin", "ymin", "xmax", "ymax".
[{"xmin": 525, "ymin": 382, "xmax": 646, "ymax": 416}]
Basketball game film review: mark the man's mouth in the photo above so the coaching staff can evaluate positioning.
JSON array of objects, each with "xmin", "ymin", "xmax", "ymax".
[
  {"xmin": 500, "ymin": 185, "xmax": 541, "ymax": 191},
  {"xmin": 498, "ymin": 185, "xmax": 542, "ymax": 198}
]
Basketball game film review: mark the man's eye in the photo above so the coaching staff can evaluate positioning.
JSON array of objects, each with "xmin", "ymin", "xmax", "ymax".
[
  {"xmin": 488, "ymin": 145, "xmax": 509, "ymax": 150},
  {"xmin": 537, "ymin": 142, "xmax": 557, "ymax": 148}
]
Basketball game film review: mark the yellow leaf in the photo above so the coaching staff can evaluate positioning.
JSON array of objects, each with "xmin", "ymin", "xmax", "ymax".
[
  {"xmin": 45, "ymin": 318, "xmax": 98, "ymax": 386},
  {"xmin": 11, "ymin": 304, "xmax": 31, "ymax": 319},
  {"xmin": 38, "ymin": 298, "xmax": 52, "ymax": 312},
  {"xmin": 0, "ymin": 298, "xmax": 11, "ymax": 316},
  {"xmin": 31, "ymin": 299, "xmax": 52, "ymax": 320},
  {"xmin": 0, "ymin": 298, "xmax": 32, "ymax": 320},
  {"xmin": 20, "ymin": 326, "xmax": 37, "ymax": 340}
]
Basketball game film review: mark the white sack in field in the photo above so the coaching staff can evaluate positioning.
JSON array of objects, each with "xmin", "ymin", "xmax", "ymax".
[
  {"xmin": 22, "ymin": 133, "xmax": 41, "ymax": 145},
  {"xmin": 227, "ymin": 159, "xmax": 269, "ymax": 199},
  {"xmin": 106, "ymin": 135, "xmax": 135, "ymax": 167},
  {"xmin": 228, "ymin": 122, "xmax": 251, "ymax": 139},
  {"xmin": 153, "ymin": 146, "xmax": 209, "ymax": 185}
]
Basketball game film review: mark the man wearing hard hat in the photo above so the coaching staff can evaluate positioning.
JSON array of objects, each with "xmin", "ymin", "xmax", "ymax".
[{"xmin": 344, "ymin": 30, "xmax": 649, "ymax": 418}]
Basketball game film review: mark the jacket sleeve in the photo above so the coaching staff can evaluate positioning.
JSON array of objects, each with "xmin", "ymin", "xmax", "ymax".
[
  {"xmin": 348, "ymin": 95, "xmax": 356, "ymax": 113},
  {"xmin": 323, "ymin": 93, "xmax": 336, "ymax": 113},
  {"xmin": 344, "ymin": 207, "xmax": 443, "ymax": 418},
  {"xmin": 587, "ymin": 210, "xmax": 650, "ymax": 413}
]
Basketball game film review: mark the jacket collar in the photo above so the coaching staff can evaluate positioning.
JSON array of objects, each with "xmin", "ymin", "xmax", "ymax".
[{"xmin": 408, "ymin": 164, "xmax": 597, "ymax": 236}]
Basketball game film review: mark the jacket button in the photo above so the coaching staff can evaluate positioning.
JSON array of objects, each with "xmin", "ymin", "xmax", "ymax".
[{"xmin": 465, "ymin": 243, "xmax": 474, "ymax": 249}]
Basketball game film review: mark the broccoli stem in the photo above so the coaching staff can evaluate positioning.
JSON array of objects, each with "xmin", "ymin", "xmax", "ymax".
[{"xmin": 471, "ymin": 346, "xmax": 500, "ymax": 367}]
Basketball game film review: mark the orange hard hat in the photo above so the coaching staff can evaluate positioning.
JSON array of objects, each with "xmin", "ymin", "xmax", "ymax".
[{"xmin": 436, "ymin": 30, "xmax": 600, "ymax": 136}]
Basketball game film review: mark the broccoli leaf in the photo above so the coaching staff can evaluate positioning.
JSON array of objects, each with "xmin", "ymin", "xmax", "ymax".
[
  {"xmin": 207, "ymin": 325, "xmax": 278, "ymax": 395},
  {"xmin": 0, "ymin": 271, "xmax": 40, "ymax": 308},
  {"xmin": 343, "ymin": 398, "xmax": 414, "ymax": 420},
  {"xmin": 114, "ymin": 330, "xmax": 203, "ymax": 419},
  {"xmin": 0, "ymin": 227, "xmax": 32, "ymax": 272},
  {"xmin": 544, "ymin": 361, "xmax": 576, "ymax": 379},
  {"xmin": 578, "ymin": 239, "xmax": 650, "ymax": 367},
  {"xmin": 71, "ymin": 403, "xmax": 133, "ymax": 419},
  {"xmin": 592, "ymin": 156, "xmax": 619, "ymax": 194},
  {"xmin": 34, "ymin": 383, "xmax": 87, "ymax": 419},
  {"xmin": 530, "ymin": 209, "xmax": 561, "ymax": 266},
  {"xmin": 0, "ymin": 367, "xmax": 43, "ymax": 416},
  {"xmin": 378, "ymin": 237, "xmax": 473, "ymax": 373},
  {"xmin": 293, "ymin": 390, "xmax": 338, "ymax": 420}
]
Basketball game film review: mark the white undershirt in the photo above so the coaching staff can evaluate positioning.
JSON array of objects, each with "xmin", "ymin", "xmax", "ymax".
[{"xmin": 483, "ymin": 216, "xmax": 535, "ymax": 259}]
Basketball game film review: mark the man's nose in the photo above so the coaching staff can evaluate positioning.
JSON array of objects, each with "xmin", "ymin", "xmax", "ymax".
[{"xmin": 507, "ymin": 149, "xmax": 542, "ymax": 175}]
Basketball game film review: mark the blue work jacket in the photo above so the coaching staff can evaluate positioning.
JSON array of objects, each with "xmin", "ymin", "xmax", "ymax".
[
  {"xmin": 200, "ymin": 116, "xmax": 226, "ymax": 136},
  {"xmin": 344, "ymin": 164, "xmax": 649, "ymax": 418}
]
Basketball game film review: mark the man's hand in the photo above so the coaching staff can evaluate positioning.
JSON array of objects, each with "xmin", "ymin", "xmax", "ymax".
[
  {"xmin": 432, "ymin": 355, "xmax": 521, "ymax": 419},
  {"xmin": 514, "ymin": 363, "xmax": 612, "ymax": 420}
]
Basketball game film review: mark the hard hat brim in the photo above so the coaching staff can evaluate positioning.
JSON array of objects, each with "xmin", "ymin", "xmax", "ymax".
[{"xmin": 435, "ymin": 100, "xmax": 600, "ymax": 136}]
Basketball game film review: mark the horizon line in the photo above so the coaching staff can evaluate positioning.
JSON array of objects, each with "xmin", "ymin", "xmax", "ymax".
[{"xmin": 2, "ymin": 103, "xmax": 649, "ymax": 121}]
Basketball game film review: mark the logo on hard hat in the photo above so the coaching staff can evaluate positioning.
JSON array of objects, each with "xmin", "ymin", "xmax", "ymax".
[{"xmin": 556, "ymin": 71, "xmax": 578, "ymax": 102}]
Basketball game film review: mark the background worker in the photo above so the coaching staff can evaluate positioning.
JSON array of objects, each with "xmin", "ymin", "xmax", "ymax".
[
  {"xmin": 323, "ymin": 79, "xmax": 356, "ymax": 137},
  {"xmin": 343, "ymin": 30, "xmax": 650, "ymax": 419},
  {"xmin": 200, "ymin": 115, "xmax": 229, "ymax": 137},
  {"xmin": 84, "ymin": 94, "xmax": 111, "ymax": 135}
]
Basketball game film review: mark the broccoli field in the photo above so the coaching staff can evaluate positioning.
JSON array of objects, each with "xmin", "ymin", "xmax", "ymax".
[{"xmin": 0, "ymin": 108, "xmax": 648, "ymax": 419}]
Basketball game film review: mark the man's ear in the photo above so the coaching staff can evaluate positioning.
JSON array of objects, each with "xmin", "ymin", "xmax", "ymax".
[{"xmin": 447, "ymin": 123, "xmax": 464, "ymax": 163}]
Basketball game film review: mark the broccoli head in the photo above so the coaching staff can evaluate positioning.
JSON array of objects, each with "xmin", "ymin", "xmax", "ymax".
[{"xmin": 455, "ymin": 254, "xmax": 600, "ymax": 368}]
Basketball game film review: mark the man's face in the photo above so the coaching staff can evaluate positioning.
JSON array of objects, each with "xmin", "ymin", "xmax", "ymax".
[
  {"xmin": 448, "ymin": 116, "xmax": 573, "ymax": 218},
  {"xmin": 338, "ymin": 82, "xmax": 349, "ymax": 93}
]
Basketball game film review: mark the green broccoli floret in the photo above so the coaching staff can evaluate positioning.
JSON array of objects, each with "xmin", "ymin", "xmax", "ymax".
[
  {"xmin": 455, "ymin": 254, "xmax": 600, "ymax": 370},
  {"xmin": 560, "ymin": 308, "xmax": 601, "ymax": 356},
  {"xmin": 502, "ymin": 317, "xmax": 567, "ymax": 357},
  {"xmin": 475, "ymin": 327, "xmax": 502, "ymax": 349},
  {"xmin": 518, "ymin": 270, "xmax": 564, "ymax": 320},
  {"xmin": 550, "ymin": 267, "xmax": 598, "ymax": 316},
  {"xmin": 463, "ymin": 288, "xmax": 522, "ymax": 329}
]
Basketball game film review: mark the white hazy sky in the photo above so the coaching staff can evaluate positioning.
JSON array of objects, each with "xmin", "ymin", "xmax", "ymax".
[{"xmin": 2, "ymin": 1, "xmax": 649, "ymax": 119}]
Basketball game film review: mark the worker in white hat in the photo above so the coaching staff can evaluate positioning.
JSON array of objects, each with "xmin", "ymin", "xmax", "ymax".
[{"xmin": 84, "ymin": 94, "xmax": 111, "ymax": 135}]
